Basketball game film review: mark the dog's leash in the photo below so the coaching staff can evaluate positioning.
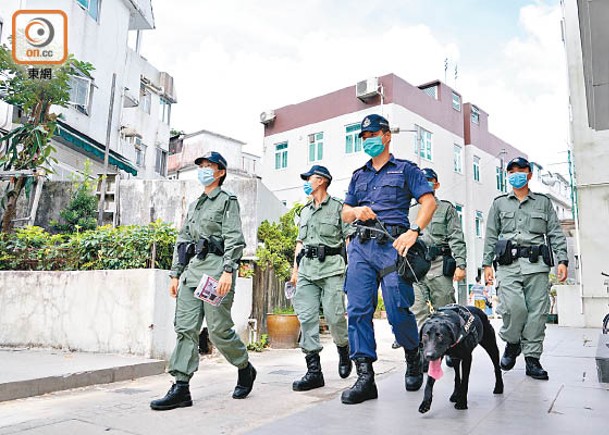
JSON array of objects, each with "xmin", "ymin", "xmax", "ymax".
[{"xmin": 352, "ymin": 219, "xmax": 421, "ymax": 284}]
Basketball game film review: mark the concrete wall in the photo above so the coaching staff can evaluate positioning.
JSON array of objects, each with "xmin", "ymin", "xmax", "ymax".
[
  {"xmin": 562, "ymin": 0, "xmax": 609, "ymax": 327},
  {"xmin": 0, "ymin": 270, "xmax": 254, "ymax": 359}
]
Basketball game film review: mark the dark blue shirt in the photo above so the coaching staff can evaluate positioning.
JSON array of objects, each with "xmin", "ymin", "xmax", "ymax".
[{"xmin": 344, "ymin": 154, "xmax": 433, "ymax": 227}]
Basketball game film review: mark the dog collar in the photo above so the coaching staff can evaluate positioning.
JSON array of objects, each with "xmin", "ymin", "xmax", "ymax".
[{"xmin": 436, "ymin": 304, "xmax": 476, "ymax": 347}]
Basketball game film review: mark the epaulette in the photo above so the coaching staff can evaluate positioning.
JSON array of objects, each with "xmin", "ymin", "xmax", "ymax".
[
  {"xmin": 220, "ymin": 189, "xmax": 238, "ymax": 200},
  {"xmin": 440, "ymin": 199, "xmax": 456, "ymax": 208},
  {"xmin": 492, "ymin": 193, "xmax": 509, "ymax": 202},
  {"xmin": 531, "ymin": 191, "xmax": 550, "ymax": 200},
  {"xmin": 330, "ymin": 196, "xmax": 344, "ymax": 205},
  {"xmin": 352, "ymin": 164, "xmax": 367, "ymax": 174}
]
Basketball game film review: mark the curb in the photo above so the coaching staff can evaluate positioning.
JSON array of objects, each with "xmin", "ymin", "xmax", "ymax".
[{"xmin": 0, "ymin": 360, "xmax": 166, "ymax": 402}]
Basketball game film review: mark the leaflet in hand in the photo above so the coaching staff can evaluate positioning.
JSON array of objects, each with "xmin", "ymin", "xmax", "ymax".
[{"xmin": 194, "ymin": 274, "xmax": 225, "ymax": 307}]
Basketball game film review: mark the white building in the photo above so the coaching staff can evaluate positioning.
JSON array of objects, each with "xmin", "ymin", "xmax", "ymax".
[
  {"xmin": 529, "ymin": 162, "xmax": 573, "ymax": 221},
  {"xmin": 2, "ymin": 0, "xmax": 176, "ymax": 180},
  {"xmin": 559, "ymin": 0, "xmax": 609, "ymax": 327},
  {"xmin": 167, "ymin": 129, "xmax": 261, "ymax": 181},
  {"xmin": 260, "ymin": 74, "xmax": 525, "ymax": 296}
]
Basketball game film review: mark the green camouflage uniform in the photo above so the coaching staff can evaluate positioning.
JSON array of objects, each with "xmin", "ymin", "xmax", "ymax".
[
  {"xmin": 483, "ymin": 190, "xmax": 568, "ymax": 358},
  {"xmin": 293, "ymin": 195, "xmax": 353, "ymax": 354},
  {"xmin": 168, "ymin": 187, "xmax": 248, "ymax": 382},
  {"xmin": 409, "ymin": 196, "xmax": 467, "ymax": 325}
]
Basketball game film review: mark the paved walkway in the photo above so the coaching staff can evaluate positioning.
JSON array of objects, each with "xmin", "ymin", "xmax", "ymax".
[{"xmin": 0, "ymin": 320, "xmax": 606, "ymax": 434}]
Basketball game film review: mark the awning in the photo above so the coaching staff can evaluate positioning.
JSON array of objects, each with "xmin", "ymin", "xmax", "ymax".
[{"xmin": 54, "ymin": 121, "xmax": 138, "ymax": 176}]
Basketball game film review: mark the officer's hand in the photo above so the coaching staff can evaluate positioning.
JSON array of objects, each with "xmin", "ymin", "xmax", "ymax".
[
  {"xmin": 353, "ymin": 206, "xmax": 377, "ymax": 222},
  {"xmin": 217, "ymin": 272, "xmax": 233, "ymax": 296},
  {"xmin": 453, "ymin": 267, "xmax": 466, "ymax": 282},
  {"xmin": 393, "ymin": 230, "xmax": 418, "ymax": 256},
  {"xmin": 169, "ymin": 277, "xmax": 179, "ymax": 298},
  {"xmin": 483, "ymin": 266, "xmax": 494, "ymax": 284},
  {"xmin": 290, "ymin": 269, "xmax": 298, "ymax": 286},
  {"xmin": 557, "ymin": 264, "xmax": 568, "ymax": 282}
]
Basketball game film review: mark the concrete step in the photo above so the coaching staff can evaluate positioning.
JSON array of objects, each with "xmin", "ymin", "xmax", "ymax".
[{"xmin": 0, "ymin": 348, "xmax": 166, "ymax": 402}]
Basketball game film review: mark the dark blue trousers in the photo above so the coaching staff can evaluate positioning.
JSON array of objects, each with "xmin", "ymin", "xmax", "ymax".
[{"xmin": 345, "ymin": 237, "xmax": 419, "ymax": 361}]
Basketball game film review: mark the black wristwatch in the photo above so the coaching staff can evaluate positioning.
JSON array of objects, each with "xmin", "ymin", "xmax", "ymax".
[
  {"xmin": 409, "ymin": 224, "xmax": 421, "ymax": 234},
  {"xmin": 223, "ymin": 264, "xmax": 234, "ymax": 273}
]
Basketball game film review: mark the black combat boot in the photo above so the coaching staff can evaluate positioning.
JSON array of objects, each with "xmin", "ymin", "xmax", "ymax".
[
  {"xmin": 293, "ymin": 352, "xmax": 325, "ymax": 391},
  {"xmin": 341, "ymin": 358, "xmax": 378, "ymax": 404},
  {"xmin": 500, "ymin": 342, "xmax": 521, "ymax": 371},
  {"xmin": 337, "ymin": 345, "xmax": 353, "ymax": 379},
  {"xmin": 233, "ymin": 362, "xmax": 257, "ymax": 399},
  {"xmin": 150, "ymin": 382, "xmax": 193, "ymax": 410},
  {"xmin": 405, "ymin": 347, "xmax": 423, "ymax": 391},
  {"xmin": 525, "ymin": 357, "xmax": 549, "ymax": 380}
]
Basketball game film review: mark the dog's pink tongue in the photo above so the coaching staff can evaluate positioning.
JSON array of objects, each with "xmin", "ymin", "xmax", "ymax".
[{"xmin": 428, "ymin": 359, "xmax": 444, "ymax": 380}]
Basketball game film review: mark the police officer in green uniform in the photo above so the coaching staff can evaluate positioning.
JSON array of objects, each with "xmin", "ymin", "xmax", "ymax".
[
  {"xmin": 151, "ymin": 151, "xmax": 256, "ymax": 410},
  {"xmin": 483, "ymin": 157, "xmax": 568, "ymax": 380},
  {"xmin": 410, "ymin": 168, "xmax": 467, "ymax": 326},
  {"xmin": 290, "ymin": 165, "xmax": 353, "ymax": 391}
]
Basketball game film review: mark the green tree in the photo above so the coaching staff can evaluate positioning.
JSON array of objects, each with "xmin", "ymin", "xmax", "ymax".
[
  {"xmin": 50, "ymin": 159, "xmax": 98, "ymax": 233},
  {"xmin": 255, "ymin": 203, "xmax": 303, "ymax": 281},
  {"xmin": 0, "ymin": 45, "xmax": 94, "ymax": 232}
]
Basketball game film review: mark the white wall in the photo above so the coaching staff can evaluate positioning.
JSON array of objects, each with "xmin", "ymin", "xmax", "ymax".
[
  {"xmin": 561, "ymin": 0, "xmax": 609, "ymax": 327},
  {"xmin": 0, "ymin": 270, "xmax": 254, "ymax": 359}
]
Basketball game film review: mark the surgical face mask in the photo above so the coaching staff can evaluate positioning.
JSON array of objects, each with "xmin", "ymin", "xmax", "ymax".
[
  {"xmin": 303, "ymin": 181, "xmax": 313, "ymax": 196},
  {"xmin": 428, "ymin": 181, "xmax": 435, "ymax": 190},
  {"xmin": 198, "ymin": 167, "xmax": 216, "ymax": 186},
  {"xmin": 363, "ymin": 135, "xmax": 385, "ymax": 157},
  {"xmin": 508, "ymin": 172, "xmax": 528, "ymax": 189}
]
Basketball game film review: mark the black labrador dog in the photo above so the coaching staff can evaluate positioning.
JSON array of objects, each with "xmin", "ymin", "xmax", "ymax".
[{"xmin": 418, "ymin": 304, "xmax": 503, "ymax": 413}]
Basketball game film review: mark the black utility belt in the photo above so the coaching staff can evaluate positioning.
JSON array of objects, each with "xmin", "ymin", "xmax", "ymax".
[
  {"xmin": 429, "ymin": 245, "xmax": 452, "ymax": 260},
  {"xmin": 177, "ymin": 236, "xmax": 224, "ymax": 266},
  {"xmin": 356, "ymin": 223, "xmax": 408, "ymax": 243},
  {"xmin": 494, "ymin": 239, "xmax": 553, "ymax": 266},
  {"xmin": 297, "ymin": 245, "xmax": 344, "ymax": 263}
]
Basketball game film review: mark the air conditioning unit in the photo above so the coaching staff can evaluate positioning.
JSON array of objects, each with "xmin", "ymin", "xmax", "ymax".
[
  {"xmin": 120, "ymin": 125, "xmax": 141, "ymax": 138},
  {"xmin": 260, "ymin": 110, "xmax": 276, "ymax": 125},
  {"xmin": 356, "ymin": 77, "xmax": 380, "ymax": 100}
]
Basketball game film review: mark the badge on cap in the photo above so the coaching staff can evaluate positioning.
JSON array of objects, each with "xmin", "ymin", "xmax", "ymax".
[{"xmin": 362, "ymin": 117, "xmax": 371, "ymax": 128}]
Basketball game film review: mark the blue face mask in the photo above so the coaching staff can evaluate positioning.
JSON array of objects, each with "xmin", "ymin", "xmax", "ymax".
[
  {"xmin": 198, "ymin": 167, "xmax": 216, "ymax": 186},
  {"xmin": 428, "ymin": 181, "xmax": 435, "ymax": 190},
  {"xmin": 508, "ymin": 172, "xmax": 528, "ymax": 189},
  {"xmin": 363, "ymin": 135, "xmax": 385, "ymax": 157},
  {"xmin": 303, "ymin": 181, "xmax": 313, "ymax": 196}
]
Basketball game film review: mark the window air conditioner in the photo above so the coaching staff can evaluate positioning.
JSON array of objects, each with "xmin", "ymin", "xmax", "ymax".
[
  {"xmin": 260, "ymin": 110, "xmax": 276, "ymax": 125},
  {"xmin": 356, "ymin": 77, "xmax": 380, "ymax": 100}
]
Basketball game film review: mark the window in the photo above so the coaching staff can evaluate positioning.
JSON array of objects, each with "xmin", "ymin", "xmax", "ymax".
[
  {"xmin": 452, "ymin": 92, "xmax": 461, "ymax": 111},
  {"xmin": 133, "ymin": 138, "xmax": 147, "ymax": 168},
  {"xmin": 417, "ymin": 127, "xmax": 432, "ymax": 161},
  {"xmin": 475, "ymin": 211, "xmax": 484, "ymax": 238},
  {"xmin": 473, "ymin": 156, "xmax": 480, "ymax": 182},
  {"xmin": 308, "ymin": 132, "xmax": 323, "ymax": 162},
  {"xmin": 345, "ymin": 124, "xmax": 362, "ymax": 154},
  {"xmin": 453, "ymin": 144, "xmax": 462, "ymax": 173},
  {"xmin": 76, "ymin": 0, "xmax": 100, "ymax": 21},
  {"xmin": 140, "ymin": 84, "xmax": 151, "ymax": 114},
  {"xmin": 471, "ymin": 105, "xmax": 480, "ymax": 124},
  {"xmin": 68, "ymin": 74, "xmax": 93, "ymax": 115},
  {"xmin": 274, "ymin": 142, "xmax": 288, "ymax": 170},
  {"xmin": 155, "ymin": 148, "xmax": 167, "ymax": 176},
  {"xmin": 496, "ymin": 165, "xmax": 506, "ymax": 192},
  {"xmin": 421, "ymin": 85, "xmax": 438, "ymax": 99},
  {"xmin": 159, "ymin": 98, "xmax": 171, "ymax": 124},
  {"xmin": 456, "ymin": 204, "xmax": 464, "ymax": 228}
]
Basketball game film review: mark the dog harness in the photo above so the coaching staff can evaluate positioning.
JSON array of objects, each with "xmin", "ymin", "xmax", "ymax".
[{"xmin": 436, "ymin": 304, "xmax": 476, "ymax": 347}]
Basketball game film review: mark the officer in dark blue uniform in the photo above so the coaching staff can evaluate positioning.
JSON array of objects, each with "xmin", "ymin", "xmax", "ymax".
[{"xmin": 341, "ymin": 114, "xmax": 437, "ymax": 404}]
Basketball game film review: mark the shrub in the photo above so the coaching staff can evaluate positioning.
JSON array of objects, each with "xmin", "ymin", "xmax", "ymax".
[{"xmin": 0, "ymin": 221, "xmax": 177, "ymax": 271}]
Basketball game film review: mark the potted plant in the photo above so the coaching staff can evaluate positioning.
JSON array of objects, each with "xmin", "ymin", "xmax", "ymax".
[{"xmin": 266, "ymin": 306, "xmax": 300, "ymax": 349}]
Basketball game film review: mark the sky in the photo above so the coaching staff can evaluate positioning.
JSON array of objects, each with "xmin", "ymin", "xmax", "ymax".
[{"xmin": 0, "ymin": 0, "xmax": 570, "ymax": 174}]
